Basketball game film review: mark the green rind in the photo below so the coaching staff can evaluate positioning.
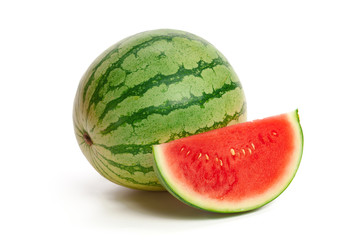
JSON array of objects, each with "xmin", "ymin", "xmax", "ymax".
[
  {"xmin": 100, "ymin": 80, "xmax": 239, "ymax": 135},
  {"xmin": 73, "ymin": 29, "xmax": 247, "ymax": 191},
  {"xmin": 152, "ymin": 110, "xmax": 304, "ymax": 212}
]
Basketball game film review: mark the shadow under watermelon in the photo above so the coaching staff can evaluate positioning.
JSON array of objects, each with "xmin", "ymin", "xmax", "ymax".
[{"xmin": 106, "ymin": 187, "xmax": 264, "ymax": 220}]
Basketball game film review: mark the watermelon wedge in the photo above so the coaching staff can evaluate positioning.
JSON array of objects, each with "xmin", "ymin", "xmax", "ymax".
[{"xmin": 152, "ymin": 110, "xmax": 303, "ymax": 213}]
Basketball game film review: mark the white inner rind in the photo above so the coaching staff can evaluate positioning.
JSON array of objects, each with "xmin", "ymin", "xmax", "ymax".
[{"xmin": 153, "ymin": 110, "xmax": 303, "ymax": 212}]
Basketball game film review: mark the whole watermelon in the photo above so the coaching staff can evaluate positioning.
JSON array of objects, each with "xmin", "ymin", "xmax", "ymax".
[{"xmin": 73, "ymin": 29, "xmax": 247, "ymax": 191}]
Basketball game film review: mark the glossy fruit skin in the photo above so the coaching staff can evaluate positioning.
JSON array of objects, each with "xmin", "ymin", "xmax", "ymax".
[{"xmin": 73, "ymin": 29, "xmax": 246, "ymax": 191}]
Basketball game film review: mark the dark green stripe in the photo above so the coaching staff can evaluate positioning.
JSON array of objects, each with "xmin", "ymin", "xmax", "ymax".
[
  {"xmin": 91, "ymin": 148, "xmax": 162, "ymax": 187},
  {"xmin": 83, "ymin": 32, "xmax": 213, "ymax": 114},
  {"xmin": 97, "ymin": 102, "xmax": 245, "ymax": 156},
  {"xmin": 98, "ymin": 57, "xmax": 227, "ymax": 123},
  {"xmin": 97, "ymin": 142, "xmax": 157, "ymax": 155},
  {"xmin": 75, "ymin": 132, "xmax": 83, "ymax": 139},
  {"xmin": 74, "ymin": 123, "xmax": 84, "ymax": 135},
  {"xmin": 101, "ymin": 80, "xmax": 239, "ymax": 135},
  {"xmin": 89, "ymin": 147, "xmax": 112, "ymax": 179},
  {"xmin": 96, "ymin": 151, "xmax": 154, "ymax": 174},
  {"xmin": 74, "ymin": 126, "xmax": 84, "ymax": 137},
  {"xmin": 82, "ymin": 46, "xmax": 120, "ymax": 103},
  {"xmin": 168, "ymin": 101, "xmax": 247, "ymax": 140}
]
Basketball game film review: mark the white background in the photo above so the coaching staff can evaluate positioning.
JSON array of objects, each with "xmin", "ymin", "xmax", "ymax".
[{"xmin": 1, "ymin": 0, "xmax": 359, "ymax": 239}]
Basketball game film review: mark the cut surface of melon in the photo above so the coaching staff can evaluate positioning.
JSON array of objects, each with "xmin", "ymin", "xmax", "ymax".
[{"xmin": 153, "ymin": 110, "xmax": 303, "ymax": 213}]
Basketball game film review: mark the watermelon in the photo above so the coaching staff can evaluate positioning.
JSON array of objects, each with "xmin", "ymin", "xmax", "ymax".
[
  {"xmin": 73, "ymin": 29, "xmax": 247, "ymax": 191},
  {"xmin": 153, "ymin": 110, "xmax": 303, "ymax": 212}
]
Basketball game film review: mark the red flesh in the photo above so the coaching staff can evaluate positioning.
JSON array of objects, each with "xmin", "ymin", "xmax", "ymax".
[{"xmin": 162, "ymin": 113, "xmax": 295, "ymax": 201}]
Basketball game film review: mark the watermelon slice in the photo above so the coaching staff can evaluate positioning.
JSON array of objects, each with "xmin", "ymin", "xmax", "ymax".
[{"xmin": 152, "ymin": 110, "xmax": 303, "ymax": 213}]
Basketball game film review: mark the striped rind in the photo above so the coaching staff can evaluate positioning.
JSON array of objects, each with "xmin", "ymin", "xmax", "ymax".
[
  {"xmin": 73, "ymin": 29, "xmax": 247, "ymax": 191},
  {"xmin": 153, "ymin": 110, "xmax": 304, "ymax": 212}
]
